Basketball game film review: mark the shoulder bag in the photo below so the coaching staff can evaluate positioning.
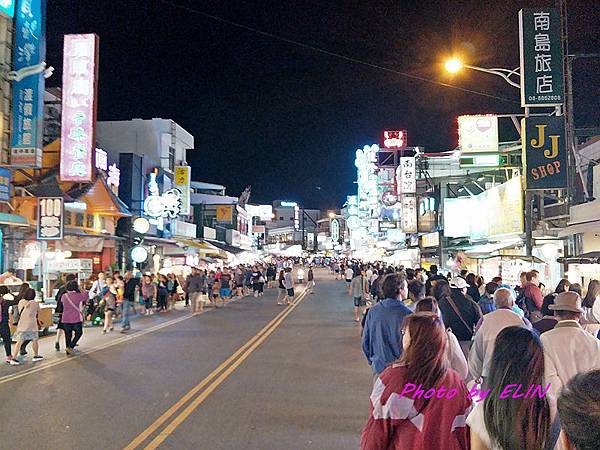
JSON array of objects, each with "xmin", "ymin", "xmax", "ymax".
[
  {"xmin": 12, "ymin": 303, "xmax": 25, "ymax": 326},
  {"xmin": 63, "ymin": 293, "xmax": 84, "ymax": 322},
  {"xmin": 446, "ymin": 296, "xmax": 474, "ymax": 335}
]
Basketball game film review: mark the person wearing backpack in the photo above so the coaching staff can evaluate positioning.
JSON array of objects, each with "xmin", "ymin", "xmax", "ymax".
[
  {"xmin": 10, "ymin": 288, "xmax": 42, "ymax": 365},
  {"xmin": 522, "ymin": 270, "xmax": 544, "ymax": 322}
]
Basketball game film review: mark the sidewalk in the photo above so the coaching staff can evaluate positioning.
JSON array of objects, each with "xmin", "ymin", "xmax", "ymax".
[{"xmin": 0, "ymin": 293, "xmax": 256, "ymax": 375}]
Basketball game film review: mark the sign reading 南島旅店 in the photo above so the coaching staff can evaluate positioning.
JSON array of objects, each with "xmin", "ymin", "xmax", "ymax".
[
  {"xmin": 519, "ymin": 8, "xmax": 564, "ymax": 108},
  {"xmin": 522, "ymin": 116, "xmax": 567, "ymax": 190}
]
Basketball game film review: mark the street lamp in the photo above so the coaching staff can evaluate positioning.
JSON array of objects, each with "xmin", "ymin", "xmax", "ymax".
[
  {"xmin": 328, "ymin": 211, "xmax": 336, "ymax": 219},
  {"xmin": 444, "ymin": 57, "xmax": 521, "ymax": 89}
]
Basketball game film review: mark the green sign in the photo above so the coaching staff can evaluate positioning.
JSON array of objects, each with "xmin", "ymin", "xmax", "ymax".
[
  {"xmin": 519, "ymin": 8, "xmax": 564, "ymax": 107},
  {"xmin": 0, "ymin": 0, "xmax": 15, "ymax": 17},
  {"xmin": 522, "ymin": 116, "xmax": 567, "ymax": 190}
]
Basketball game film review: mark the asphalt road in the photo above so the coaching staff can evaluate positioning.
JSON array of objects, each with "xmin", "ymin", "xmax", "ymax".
[{"xmin": 0, "ymin": 269, "xmax": 372, "ymax": 450}]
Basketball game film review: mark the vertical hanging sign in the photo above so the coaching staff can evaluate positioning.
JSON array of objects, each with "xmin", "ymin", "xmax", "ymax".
[
  {"xmin": 0, "ymin": 0, "xmax": 15, "ymax": 17},
  {"xmin": 10, "ymin": 0, "xmax": 46, "ymax": 167},
  {"xmin": 60, "ymin": 34, "xmax": 99, "ymax": 182},
  {"xmin": 519, "ymin": 8, "xmax": 564, "ymax": 107},
  {"xmin": 37, "ymin": 196, "xmax": 63, "ymax": 240},
  {"xmin": 174, "ymin": 165, "xmax": 191, "ymax": 215},
  {"xmin": 397, "ymin": 157, "xmax": 416, "ymax": 194},
  {"xmin": 401, "ymin": 196, "xmax": 417, "ymax": 233}
]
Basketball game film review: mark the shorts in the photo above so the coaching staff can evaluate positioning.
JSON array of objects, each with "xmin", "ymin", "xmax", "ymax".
[
  {"xmin": 354, "ymin": 297, "xmax": 366, "ymax": 307},
  {"xmin": 220, "ymin": 288, "xmax": 231, "ymax": 298},
  {"xmin": 335, "ymin": 269, "xmax": 340, "ymax": 273},
  {"xmin": 346, "ymin": 279, "xmax": 352, "ymax": 283},
  {"xmin": 14, "ymin": 330, "xmax": 38, "ymax": 341},
  {"xmin": 286, "ymin": 288, "xmax": 295, "ymax": 297}
]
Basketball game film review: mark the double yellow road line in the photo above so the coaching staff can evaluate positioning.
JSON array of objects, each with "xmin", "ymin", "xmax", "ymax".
[{"xmin": 124, "ymin": 288, "xmax": 308, "ymax": 450}]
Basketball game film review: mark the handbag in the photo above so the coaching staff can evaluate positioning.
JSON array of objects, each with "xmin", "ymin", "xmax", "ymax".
[{"xmin": 12, "ymin": 304, "xmax": 24, "ymax": 326}]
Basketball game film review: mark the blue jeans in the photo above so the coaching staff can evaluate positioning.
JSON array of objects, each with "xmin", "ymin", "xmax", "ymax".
[{"xmin": 121, "ymin": 300, "xmax": 131, "ymax": 328}]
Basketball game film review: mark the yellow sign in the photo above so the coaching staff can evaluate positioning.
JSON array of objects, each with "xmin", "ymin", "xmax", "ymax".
[
  {"xmin": 174, "ymin": 166, "xmax": 190, "ymax": 186},
  {"xmin": 215, "ymin": 205, "xmax": 233, "ymax": 223}
]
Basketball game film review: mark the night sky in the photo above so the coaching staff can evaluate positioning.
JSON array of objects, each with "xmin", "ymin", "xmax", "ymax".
[{"xmin": 47, "ymin": 1, "xmax": 600, "ymax": 208}]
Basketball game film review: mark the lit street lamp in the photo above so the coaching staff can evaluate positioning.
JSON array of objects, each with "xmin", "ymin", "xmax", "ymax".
[{"xmin": 444, "ymin": 57, "xmax": 520, "ymax": 89}]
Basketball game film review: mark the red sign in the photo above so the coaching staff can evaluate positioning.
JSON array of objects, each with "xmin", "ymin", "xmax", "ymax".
[
  {"xmin": 60, "ymin": 34, "xmax": 99, "ymax": 182},
  {"xmin": 383, "ymin": 130, "xmax": 407, "ymax": 149}
]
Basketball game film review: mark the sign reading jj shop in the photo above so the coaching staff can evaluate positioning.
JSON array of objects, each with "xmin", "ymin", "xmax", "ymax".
[{"xmin": 522, "ymin": 116, "xmax": 567, "ymax": 190}]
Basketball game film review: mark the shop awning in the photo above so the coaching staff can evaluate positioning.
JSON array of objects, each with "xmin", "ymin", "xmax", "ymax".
[
  {"xmin": 67, "ymin": 176, "xmax": 131, "ymax": 217},
  {"xmin": 477, "ymin": 254, "xmax": 545, "ymax": 264},
  {"xmin": 173, "ymin": 238, "xmax": 221, "ymax": 255},
  {"xmin": 464, "ymin": 239, "xmax": 522, "ymax": 257},
  {"xmin": 558, "ymin": 221, "xmax": 600, "ymax": 238},
  {"xmin": 206, "ymin": 239, "xmax": 246, "ymax": 255},
  {"xmin": 0, "ymin": 213, "xmax": 29, "ymax": 227},
  {"xmin": 558, "ymin": 252, "xmax": 600, "ymax": 264}
]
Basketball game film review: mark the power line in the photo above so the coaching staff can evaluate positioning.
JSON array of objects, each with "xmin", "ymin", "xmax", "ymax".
[{"xmin": 160, "ymin": 0, "xmax": 519, "ymax": 104}]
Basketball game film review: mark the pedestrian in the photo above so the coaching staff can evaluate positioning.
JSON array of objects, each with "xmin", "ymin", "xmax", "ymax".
[
  {"xmin": 187, "ymin": 268, "xmax": 207, "ymax": 313},
  {"xmin": 157, "ymin": 274, "xmax": 169, "ymax": 312},
  {"xmin": 424, "ymin": 264, "xmax": 446, "ymax": 296},
  {"xmin": 121, "ymin": 271, "xmax": 138, "ymax": 332},
  {"xmin": 102, "ymin": 277, "xmax": 117, "ymax": 333},
  {"xmin": 284, "ymin": 267, "xmax": 295, "ymax": 305},
  {"xmin": 415, "ymin": 296, "xmax": 468, "ymax": 380},
  {"xmin": 141, "ymin": 274, "xmax": 156, "ymax": 316},
  {"xmin": 361, "ymin": 273, "xmax": 412, "ymax": 378},
  {"xmin": 306, "ymin": 267, "xmax": 315, "ymax": 294},
  {"xmin": 61, "ymin": 280, "xmax": 88, "ymax": 355},
  {"xmin": 569, "ymin": 283, "xmax": 583, "ymax": 297},
  {"xmin": 466, "ymin": 326, "xmax": 562, "ymax": 450},
  {"xmin": 582, "ymin": 279, "xmax": 600, "ymax": 336},
  {"xmin": 234, "ymin": 267, "xmax": 244, "ymax": 298},
  {"xmin": 465, "ymin": 272, "xmax": 481, "ymax": 303},
  {"xmin": 266, "ymin": 264, "xmax": 276, "ymax": 289},
  {"xmin": 251, "ymin": 266, "xmax": 262, "ymax": 298},
  {"xmin": 10, "ymin": 288, "xmax": 43, "ymax": 365},
  {"xmin": 521, "ymin": 270, "xmax": 544, "ymax": 322},
  {"xmin": 477, "ymin": 282, "xmax": 498, "ymax": 315},
  {"xmin": 557, "ymin": 369, "xmax": 600, "ymax": 450},
  {"xmin": 361, "ymin": 314, "xmax": 471, "ymax": 449},
  {"xmin": 344, "ymin": 265, "xmax": 354, "ymax": 288},
  {"xmin": 276, "ymin": 269, "xmax": 286, "ymax": 305},
  {"xmin": 434, "ymin": 278, "xmax": 482, "ymax": 358},
  {"xmin": 220, "ymin": 268, "xmax": 232, "ymax": 304},
  {"xmin": 540, "ymin": 291, "xmax": 600, "ymax": 398},
  {"xmin": 14, "ymin": 282, "xmax": 33, "ymax": 355},
  {"xmin": 88, "ymin": 272, "xmax": 107, "ymax": 322},
  {"xmin": 166, "ymin": 273, "xmax": 179, "ymax": 308},
  {"xmin": 0, "ymin": 287, "xmax": 19, "ymax": 363},
  {"xmin": 468, "ymin": 288, "xmax": 532, "ymax": 389},
  {"xmin": 350, "ymin": 268, "xmax": 369, "ymax": 322}
]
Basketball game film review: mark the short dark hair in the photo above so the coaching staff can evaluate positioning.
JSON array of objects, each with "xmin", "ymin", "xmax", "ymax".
[
  {"xmin": 66, "ymin": 273, "xmax": 77, "ymax": 282},
  {"xmin": 525, "ymin": 271, "xmax": 538, "ymax": 282},
  {"xmin": 66, "ymin": 280, "xmax": 79, "ymax": 291},
  {"xmin": 558, "ymin": 370, "xmax": 600, "ymax": 450},
  {"xmin": 485, "ymin": 282, "xmax": 499, "ymax": 295},
  {"xmin": 429, "ymin": 265, "xmax": 438, "ymax": 274},
  {"xmin": 381, "ymin": 273, "xmax": 407, "ymax": 299},
  {"xmin": 24, "ymin": 288, "xmax": 36, "ymax": 301}
]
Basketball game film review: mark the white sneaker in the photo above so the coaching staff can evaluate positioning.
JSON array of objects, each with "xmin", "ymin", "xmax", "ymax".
[{"xmin": 9, "ymin": 359, "xmax": 21, "ymax": 366}]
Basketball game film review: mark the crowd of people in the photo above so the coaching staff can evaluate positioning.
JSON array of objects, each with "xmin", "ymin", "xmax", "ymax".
[
  {"xmin": 328, "ymin": 260, "xmax": 600, "ymax": 450},
  {"xmin": 0, "ymin": 259, "xmax": 312, "ymax": 367}
]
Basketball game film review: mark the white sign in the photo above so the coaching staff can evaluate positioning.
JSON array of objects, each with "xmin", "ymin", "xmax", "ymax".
[
  {"xmin": 171, "ymin": 220, "xmax": 197, "ymax": 238},
  {"xmin": 54, "ymin": 258, "xmax": 93, "ymax": 272},
  {"xmin": 203, "ymin": 226, "xmax": 216, "ymax": 240},
  {"xmin": 144, "ymin": 172, "xmax": 182, "ymax": 219},
  {"xmin": 397, "ymin": 157, "xmax": 416, "ymax": 194},
  {"xmin": 346, "ymin": 215, "xmax": 360, "ymax": 230},
  {"xmin": 108, "ymin": 164, "xmax": 120, "ymax": 189},
  {"xmin": 458, "ymin": 115, "xmax": 499, "ymax": 153},
  {"xmin": 131, "ymin": 246, "xmax": 148, "ymax": 263},
  {"xmin": 401, "ymin": 196, "xmax": 417, "ymax": 233},
  {"xmin": 95, "ymin": 148, "xmax": 108, "ymax": 171},
  {"xmin": 37, "ymin": 197, "xmax": 64, "ymax": 240},
  {"xmin": 246, "ymin": 204, "xmax": 273, "ymax": 222},
  {"xmin": 174, "ymin": 166, "xmax": 191, "ymax": 216},
  {"xmin": 330, "ymin": 219, "xmax": 340, "ymax": 242},
  {"xmin": 421, "ymin": 231, "xmax": 440, "ymax": 248}
]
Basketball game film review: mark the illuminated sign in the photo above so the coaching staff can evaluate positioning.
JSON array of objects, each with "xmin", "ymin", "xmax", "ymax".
[
  {"xmin": 458, "ymin": 115, "xmax": 499, "ymax": 153},
  {"xmin": 401, "ymin": 196, "xmax": 417, "ymax": 233},
  {"xmin": 174, "ymin": 166, "xmax": 191, "ymax": 215},
  {"xmin": 246, "ymin": 204, "xmax": 273, "ymax": 221},
  {"xmin": 383, "ymin": 130, "xmax": 407, "ymax": 149},
  {"xmin": 130, "ymin": 245, "xmax": 148, "ymax": 263},
  {"xmin": 215, "ymin": 205, "xmax": 233, "ymax": 223},
  {"xmin": 0, "ymin": 168, "xmax": 11, "ymax": 201},
  {"xmin": 294, "ymin": 205, "xmax": 300, "ymax": 231},
  {"xmin": 280, "ymin": 201, "xmax": 297, "ymax": 207},
  {"xmin": 397, "ymin": 157, "xmax": 416, "ymax": 194},
  {"xmin": 65, "ymin": 201, "xmax": 87, "ymax": 211},
  {"xmin": 0, "ymin": 0, "xmax": 15, "ymax": 17},
  {"xmin": 37, "ymin": 197, "xmax": 63, "ymax": 240},
  {"xmin": 107, "ymin": 164, "xmax": 120, "ymax": 189},
  {"xmin": 10, "ymin": 0, "xmax": 46, "ymax": 167},
  {"xmin": 60, "ymin": 34, "xmax": 99, "ymax": 182},
  {"xmin": 133, "ymin": 217, "xmax": 150, "ymax": 234},
  {"xmin": 522, "ymin": 116, "xmax": 566, "ymax": 190},
  {"xmin": 421, "ymin": 232, "xmax": 440, "ymax": 248},
  {"xmin": 143, "ymin": 172, "xmax": 182, "ymax": 219},
  {"xmin": 331, "ymin": 218, "xmax": 340, "ymax": 242},
  {"xmin": 95, "ymin": 148, "xmax": 108, "ymax": 171}
]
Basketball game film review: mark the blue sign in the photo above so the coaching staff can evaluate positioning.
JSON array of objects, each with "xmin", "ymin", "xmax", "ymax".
[
  {"xmin": 10, "ymin": 0, "xmax": 46, "ymax": 167},
  {"xmin": 0, "ymin": 0, "xmax": 15, "ymax": 17},
  {"xmin": 0, "ymin": 168, "xmax": 11, "ymax": 201}
]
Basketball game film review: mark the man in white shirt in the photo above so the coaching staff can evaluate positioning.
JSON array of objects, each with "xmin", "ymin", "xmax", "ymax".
[
  {"xmin": 541, "ymin": 291, "xmax": 600, "ymax": 398},
  {"xmin": 283, "ymin": 268, "xmax": 295, "ymax": 305},
  {"xmin": 344, "ymin": 267, "xmax": 354, "ymax": 288},
  {"xmin": 468, "ymin": 288, "xmax": 531, "ymax": 388}
]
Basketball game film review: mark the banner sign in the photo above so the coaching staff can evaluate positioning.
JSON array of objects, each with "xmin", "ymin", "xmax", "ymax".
[
  {"xmin": 0, "ymin": 167, "xmax": 11, "ymax": 201},
  {"xmin": 458, "ymin": 115, "xmax": 499, "ymax": 153},
  {"xmin": 10, "ymin": 0, "xmax": 46, "ymax": 167},
  {"xmin": 397, "ymin": 157, "xmax": 416, "ymax": 194},
  {"xmin": 522, "ymin": 116, "xmax": 567, "ymax": 190},
  {"xmin": 37, "ymin": 196, "xmax": 63, "ymax": 240},
  {"xmin": 174, "ymin": 165, "xmax": 191, "ymax": 215},
  {"xmin": 401, "ymin": 196, "xmax": 417, "ymax": 233},
  {"xmin": 0, "ymin": 0, "xmax": 15, "ymax": 17},
  {"xmin": 519, "ymin": 8, "xmax": 564, "ymax": 107},
  {"xmin": 60, "ymin": 34, "xmax": 99, "ymax": 182}
]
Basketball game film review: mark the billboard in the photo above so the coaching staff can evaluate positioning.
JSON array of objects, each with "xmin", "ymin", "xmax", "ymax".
[
  {"xmin": 519, "ymin": 8, "xmax": 564, "ymax": 107},
  {"xmin": 10, "ymin": 0, "xmax": 46, "ymax": 167},
  {"xmin": 37, "ymin": 197, "xmax": 63, "ymax": 240},
  {"xmin": 458, "ymin": 115, "xmax": 499, "ymax": 153},
  {"xmin": 215, "ymin": 205, "xmax": 233, "ymax": 223},
  {"xmin": 382, "ymin": 130, "xmax": 407, "ymax": 149},
  {"xmin": 174, "ymin": 165, "xmax": 191, "ymax": 215},
  {"xmin": 245, "ymin": 204, "xmax": 273, "ymax": 222},
  {"xmin": 60, "ymin": 34, "xmax": 99, "ymax": 182},
  {"xmin": 522, "ymin": 116, "xmax": 567, "ymax": 190}
]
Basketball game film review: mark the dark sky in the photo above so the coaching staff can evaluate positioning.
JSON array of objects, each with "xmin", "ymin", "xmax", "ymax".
[{"xmin": 47, "ymin": 0, "xmax": 600, "ymax": 208}]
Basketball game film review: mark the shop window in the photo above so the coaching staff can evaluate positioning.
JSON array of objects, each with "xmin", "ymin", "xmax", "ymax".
[
  {"xmin": 168, "ymin": 146, "xmax": 175, "ymax": 172},
  {"xmin": 86, "ymin": 214, "xmax": 93, "ymax": 228},
  {"xmin": 279, "ymin": 217, "xmax": 283, "ymax": 221},
  {"xmin": 64, "ymin": 211, "xmax": 72, "ymax": 226},
  {"xmin": 75, "ymin": 213, "xmax": 84, "ymax": 227}
]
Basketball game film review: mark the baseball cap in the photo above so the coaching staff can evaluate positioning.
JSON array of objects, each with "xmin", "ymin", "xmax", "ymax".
[{"xmin": 449, "ymin": 277, "xmax": 468, "ymax": 289}]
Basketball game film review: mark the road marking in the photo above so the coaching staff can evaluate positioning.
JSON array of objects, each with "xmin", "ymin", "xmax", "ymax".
[{"xmin": 124, "ymin": 289, "xmax": 308, "ymax": 450}]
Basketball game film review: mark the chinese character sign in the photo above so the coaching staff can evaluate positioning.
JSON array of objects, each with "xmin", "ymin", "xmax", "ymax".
[
  {"xmin": 0, "ymin": 168, "xmax": 11, "ymax": 201},
  {"xmin": 174, "ymin": 166, "xmax": 191, "ymax": 215},
  {"xmin": 10, "ymin": 0, "xmax": 46, "ymax": 167},
  {"xmin": 60, "ymin": 34, "xmax": 99, "ymax": 182},
  {"xmin": 401, "ymin": 196, "xmax": 417, "ymax": 233},
  {"xmin": 383, "ymin": 130, "xmax": 407, "ymax": 149},
  {"xmin": 522, "ymin": 116, "xmax": 566, "ymax": 190},
  {"xmin": 0, "ymin": 0, "xmax": 15, "ymax": 17},
  {"xmin": 37, "ymin": 197, "xmax": 63, "ymax": 240},
  {"xmin": 519, "ymin": 8, "xmax": 564, "ymax": 107},
  {"xmin": 458, "ymin": 115, "xmax": 499, "ymax": 153},
  {"xmin": 397, "ymin": 157, "xmax": 416, "ymax": 194}
]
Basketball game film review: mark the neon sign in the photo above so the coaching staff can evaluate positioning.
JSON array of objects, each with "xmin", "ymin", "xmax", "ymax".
[
  {"xmin": 383, "ymin": 130, "xmax": 407, "ymax": 149},
  {"xmin": 143, "ymin": 172, "xmax": 182, "ymax": 219}
]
